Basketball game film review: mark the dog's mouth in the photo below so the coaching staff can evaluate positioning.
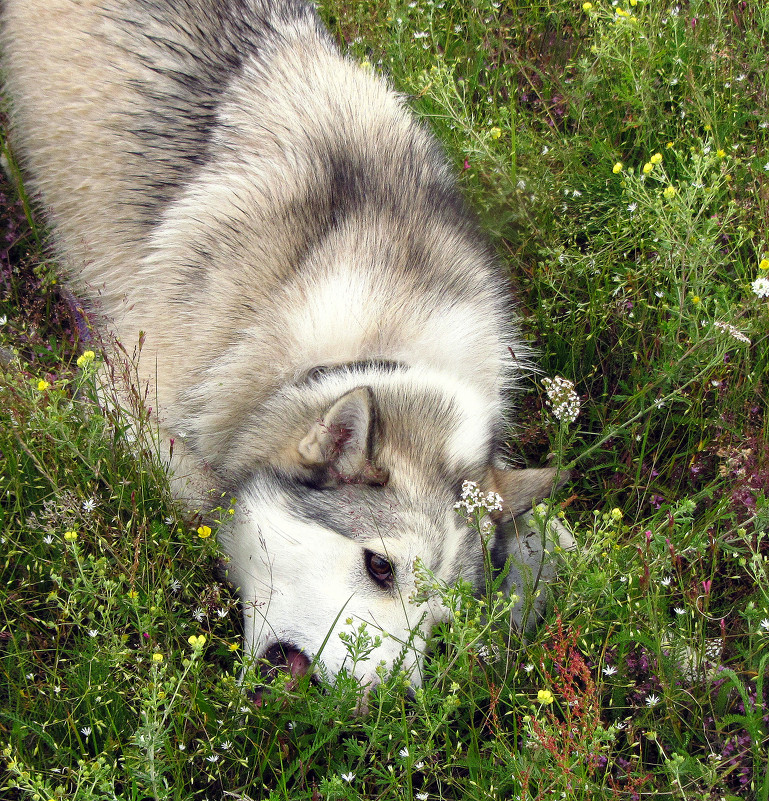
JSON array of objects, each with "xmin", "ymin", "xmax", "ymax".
[{"xmin": 248, "ymin": 642, "xmax": 313, "ymax": 705}]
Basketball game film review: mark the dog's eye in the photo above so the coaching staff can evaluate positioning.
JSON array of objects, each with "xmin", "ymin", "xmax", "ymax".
[{"xmin": 365, "ymin": 551, "xmax": 393, "ymax": 586}]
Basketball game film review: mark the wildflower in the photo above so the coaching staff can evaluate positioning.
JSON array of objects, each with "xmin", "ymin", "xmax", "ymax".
[
  {"xmin": 663, "ymin": 185, "xmax": 677, "ymax": 199},
  {"xmin": 542, "ymin": 375, "xmax": 580, "ymax": 424},
  {"xmin": 88, "ymin": 629, "xmax": 98, "ymax": 637},
  {"xmin": 759, "ymin": 258, "xmax": 769, "ymax": 271},
  {"xmin": 152, "ymin": 652, "xmax": 164, "ymax": 663},
  {"xmin": 454, "ymin": 480, "xmax": 503, "ymax": 515},
  {"xmin": 610, "ymin": 507, "xmax": 623, "ymax": 522},
  {"xmin": 642, "ymin": 162, "xmax": 653, "ymax": 174},
  {"xmin": 216, "ymin": 607, "xmax": 228, "ymax": 619},
  {"xmin": 341, "ymin": 772, "xmax": 355, "ymax": 783},
  {"xmin": 188, "ymin": 634, "xmax": 207, "ymax": 648},
  {"xmin": 714, "ymin": 321, "xmax": 751, "ymax": 345},
  {"xmin": 674, "ymin": 607, "xmax": 686, "ymax": 615},
  {"xmin": 489, "ymin": 126, "xmax": 502, "ymax": 140},
  {"xmin": 76, "ymin": 350, "xmax": 96, "ymax": 368},
  {"xmin": 192, "ymin": 608, "xmax": 206, "ymax": 622},
  {"xmin": 414, "ymin": 761, "xmax": 425, "ymax": 770},
  {"xmin": 612, "ymin": 161, "xmax": 624, "ymax": 174},
  {"xmin": 81, "ymin": 726, "xmax": 92, "ymax": 737},
  {"xmin": 43, "ymin": 534, "xmax": 54, "ymax": 544},
  {"xmin": 691, "ymin": 295, "xmax": 701, "ymax": 305},
  {"xmin": 759, "ymin": 618, "xmax": 769, "ymax": 633},
  {"xmin": 37, "ymin": 379, "xmax": 50, "ymax": 391},
  {"xmin": 716, "ymin": 149, "xmax": 726, "ymax": 159},
  {"xmin": 523, "ymin": 663, "xmax": 534, "ymax": 673},
  {"xmin": 197, "ymin": 524, "xmax": 212, "ymax": 538},
  {"xmin": 645, "ymin": 693, "xmax": 661, "ymax": 707},
  {"xmin": 751, "ymin": 276, "xmax": 769, "ymax": 298},
  {"xmin": 127, "ymin": 589, "xmax": 139, "ymax": 599},
  {"xmin": 416, "ymin": 794, "xmax": 429, "ymax": 801},
  {"xmin": 169, "ymin": 578, "xmax": 182, "ymax": 592},
  {"xmin": 602, "ymin": 664, "xmax": 618, "ymax": 676},
  {"xmin": 582, "ymin": 2, "xmax": 593, "ymax": 10},
  {"xmin": 650, "ymin": 152, "xmax": 663, "ymax": 164},
  {"xmin": 206, "ymin": 754, "xmax": 219, "ymax": 763},
  {"xmin": 627, "ymin": 202, "xmax": 638, "ymax": 213},
  {"xmin": 660, "ymin": 576, "xmax": 672, "ymax": 586},
  {"xmin": 82, "ymin": 497, "xmax": 97, "ymax": 514},
  {"xmin": 229, "ymin": 642, "xmax": 240, "ymax": 651},
  {"xmin": 537, "ymin": 689, "xmax": 554, "ymax": 705},
  {"xmin": 63, "ymin": 530, "xmax": 78, "ymax": 542},
  {"xmin": 399, "ymin": 747, "xmax": 410, "ymax": 758}
]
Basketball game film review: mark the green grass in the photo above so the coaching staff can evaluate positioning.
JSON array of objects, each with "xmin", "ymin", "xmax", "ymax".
[{"xmin": 2, "ymin": 0, "xmax": 769, "ymax": 798}]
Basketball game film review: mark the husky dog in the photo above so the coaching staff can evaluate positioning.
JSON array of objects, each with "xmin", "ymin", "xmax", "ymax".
[{"xmin": 2, "ymin": 0, "xmax": 571, "ymax": 693}]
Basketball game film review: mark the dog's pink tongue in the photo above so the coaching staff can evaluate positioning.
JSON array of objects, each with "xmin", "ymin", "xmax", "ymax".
[{"xmin": 286, "ymin": 647, "xmax": 311, "ymax": 677}]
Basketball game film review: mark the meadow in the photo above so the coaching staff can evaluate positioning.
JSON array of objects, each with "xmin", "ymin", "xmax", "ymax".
[{"xmin": 1, "ymin": 0, "xmax": 768, "ymax": 798}]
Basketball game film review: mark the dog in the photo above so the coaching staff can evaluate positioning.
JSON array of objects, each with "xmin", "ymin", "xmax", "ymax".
[{"xmin": 2, "ymin": 0, "xmax": 572, "ymax": 694}]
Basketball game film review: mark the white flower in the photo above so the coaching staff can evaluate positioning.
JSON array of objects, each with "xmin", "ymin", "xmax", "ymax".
[
  {"xmin": 759, "ymin": 618, "xmax": 769, "ymax": 633},
  {"xmin": 221, "ymin": 740, "xmax": 232, "ymax": 750},
  {"xmin": 542, "ymin": 376, "xmax": 580, "ymax": 424},
  {"xmin": 751, "ymin": 277, "xmax": 769, "ymax": 298},
  {"xmin": 81, "ymin": 726, "xmax": 92, "ymax": 737},
  {"xmin": 192, "ymin": 608, "xmax": 206, "ymax": 622},
  {"xmin": 523, "ymin": 663, "xmax": 534, "ymax": 673},
  {"xmin": 82, "ymin": 497, "xmax": 97, "ymax": 514},
  {"xmin": 169, "ymin": 579, "xmax": 182, "ymax": 593},
  {"xmin": 602, "ymin": 664, "xmax": 618, "ymax": 676},
  {"xmin": 341, "ymin": 772, "xmax": 355, "ymax": 783},
  {"xmin": 206, "ymin": 754, "xmax": 219, "ymax": 763},
  {"xmin": 645, "ymin": 693, "xmax": 660, "ymax": 707},
  {"xmin": 714, "ymin": 321, "xmax": 751, "ymax": 345},
  {"xmin": 399, "ymin": 747, "xmax": 409, "ymax": 758},
  {"xmin": 88, "ymin": 629, "xmax": 98, "ymax": 638},
  {"xmin": 43, "ymin": 535, "xmax": 54, "ymax": 545},
  {"xmin": 628, "ymin": 202, "xmax": 638, "ymax": 213},
  {"xmin": 674, "ymin": 607, "xmax": 686, "ymax": 615},
  {"xmin": 414, "ymin": 761, "xmax": 425, "ymax": 770},
  {"xmin": 216, "ymin": 608, "xmax": 228, "ymax": 619},
  {"xmin": 660, "ymin": 576, "xmax": 672, "ymax": 587},
  {"xmin": 416, "ymin": 794, "xmax": 429, "ymax": 800}
]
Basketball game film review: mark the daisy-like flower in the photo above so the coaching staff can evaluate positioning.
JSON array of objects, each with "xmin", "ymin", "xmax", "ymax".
[
  {"xmin": 542, "ymin": 376, "xmax": 580, "ymax": 424},
  {"xmin": 663, "ymin": 185, "xmax": 677, "ymax": 200},
  {"xmin": 674, "ymin": 607, "xmax": 686, "ymax": 616},
  {"xmin": 192, "ymin": 608, "xmax": 206, "ymax": 622},
  {"xmin": 645, "ymin": 693, "xmax": 661, "ymax": 707},
  {"xmin": 759, "ymin": 618, "xmax": 769, "ymax": 633},
  {"xmin": 399, "ymin": 747, "xmax": 410, "ymax": 758},
  {"xmin": 341, "ymin": 772, "xmax": 355, "ymax": 783},
  {"xmin": 660, "ymin": 576, "xmax": 672, "ymax": 587},
  {"xmin": 81, "ymin": 726, "xmax": 92, "ymax": 737},
  {"xmin": 197, "ymin": 524, "xmax": 212, "ymax": 539},
  {"xmin": 88, "ymin": 629, "xmax": 99, "ymax": 638},
  {"xmin": 416, "ymin": 794, "xmax": 429, "ymax": 801},
  {"xmin": 206, "ymin": 754, "xmax": 219, "ymax": 763},
  {"xmin": 751, "ymin": 276, "xmax": 769, "ymax": 298},
  {"xmin": 82, "ymin": 497, "xmax": 97, "ymax": 514},
  {"xmin": 37, "ymin": 379, "xmax": 50, "ymax": 391},
  {"xmin": 602, "ymin": 664, "xmax": 618, "ymax": 676}
]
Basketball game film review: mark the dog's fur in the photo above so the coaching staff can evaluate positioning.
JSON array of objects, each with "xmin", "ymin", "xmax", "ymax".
[{"xmin": 2, "ymin": 0, "xmax": 570, "ymax": 691}]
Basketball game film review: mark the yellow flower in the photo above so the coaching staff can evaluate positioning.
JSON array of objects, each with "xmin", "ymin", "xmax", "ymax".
[
  {"xmin": 152, "ymin": 652, "xmax": 164, "ymax": 663},
  {"xmin": 642, "ymin": 162, "xmax": 653, "ymax": 174},
  {"xmin": 610, "ymin": 507, "xmax": 623, "ymax": 522},
  {"xmin": 537, "ymin": 689, "xmax": 555, "ymax": 705},
  {"xmin": 76, "ymin": 350, "xmax": 96, "ymax": 368},
  {"xmin": 489, "ymin": 127, "xmax": 502, "ymax": 140},
  {"xmin": 196, "ymin": 525, "xmax": 212, "ymax": 539},
  {"xmin": 127, "ymin": 590, "xmax": 139, "ymax": 599},
  {"xmin": 612, "ymin": 162, "xmax": 624, "ymax": 174},
  {"xmin": 37, "ymin": 380, "xmax": 50, "ymax": 391},
  {"xmin": 716, "ymin": 149, "xmax": 726, "ymax": 159},
  {"xmin": 704, "ymin": 124, "xmax": 712, "ymax": 132},
  {"xmin": 615, "ymin": 7, "xmax": 629, "ymax": 16},
  {"xmin": 691, "ymin": 295, "xmax": 701, "ymax": 305},
  {"xmin": 582, "ymin": 2, "xmax": 593, "ymax": 10},
  {"xmin": 63, "ymin": 530, "xmax": 78, "ymax": 541},
  {"xmin": 759, "ymin": 259, "xmax": 769, "ymax": 271},
  {"xmin": 666, "ymin": 141, "xmax": 674, "ymax": 149},
  {"xmin": 188, "ymin": 634, "xmax": 207, "ymax": 648},
  {"xmin": 663, "ymin": 185, "xmax": 677, "ymax": 200},
  {"xmin": 629, "ymin": 0, "xmax": 638, "ymax": 5},
  {"xmin": 228, "ymin": 642, "xmax": 240, "ymax": 652},
  {"xmin": 650, "ymin": 152, "xmax": 662, "ymax": 165}
]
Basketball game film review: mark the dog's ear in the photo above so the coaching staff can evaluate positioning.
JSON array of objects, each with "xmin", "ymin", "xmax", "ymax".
[
  {"xmin": 484, "ymin": 466, "xmax": 569, "ymax": 522},
  {"xmin": 297, "ymin": 387, "xmax": 386, "ymax": 483}
]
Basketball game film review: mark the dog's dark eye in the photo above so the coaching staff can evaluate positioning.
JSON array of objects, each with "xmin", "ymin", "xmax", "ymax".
[{"xmin": 365, "ymin": 551, "xmax": 393, "ymax": 586}]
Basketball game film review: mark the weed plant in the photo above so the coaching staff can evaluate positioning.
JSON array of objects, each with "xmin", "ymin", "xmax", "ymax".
[{"xmin": 2, "ymin": 0, "xmax": 769, "ymax": 798}]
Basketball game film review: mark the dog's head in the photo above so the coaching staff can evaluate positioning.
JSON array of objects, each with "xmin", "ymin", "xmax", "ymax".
[{"xmin": 220, "ymin": 371, "xmax": 565, "ymax": 697}]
